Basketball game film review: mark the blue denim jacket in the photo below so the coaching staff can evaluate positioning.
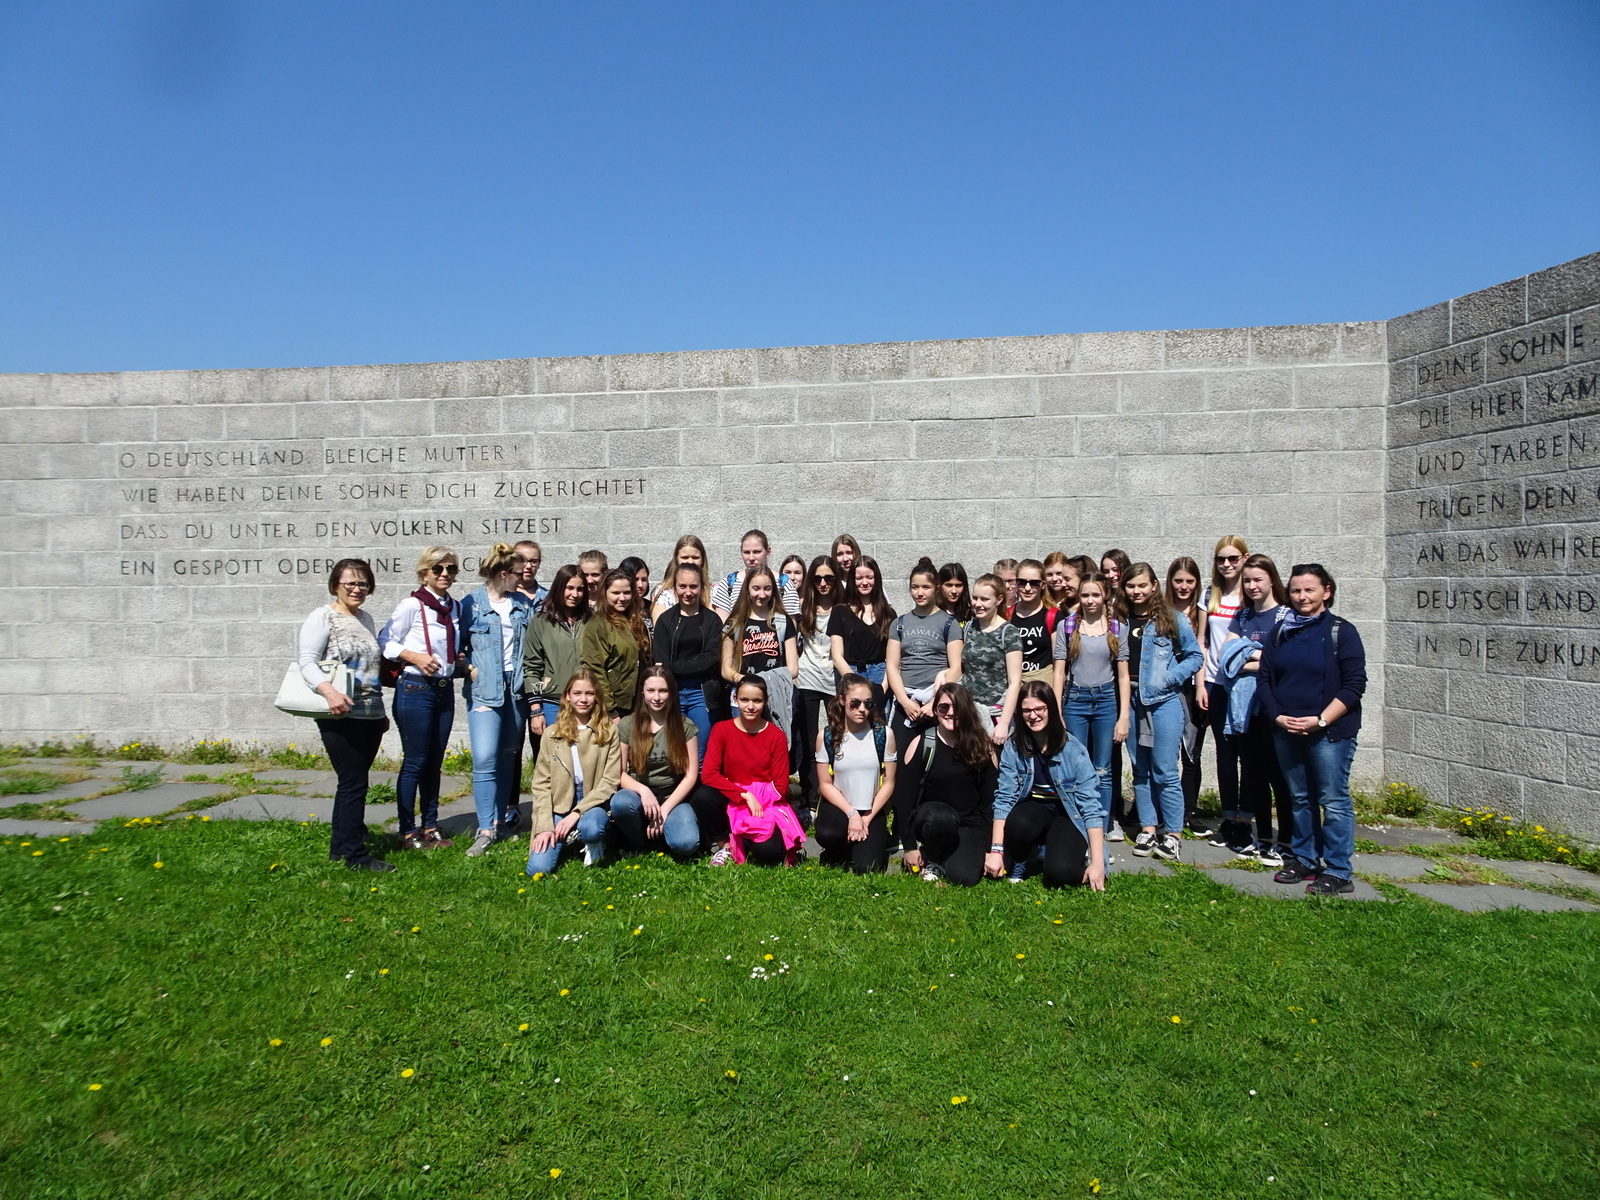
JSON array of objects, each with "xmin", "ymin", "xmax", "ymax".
[
  {"xmin": 993, "ymin": 735, "xmax": 1104, "ymax": 837},
  {"xmin": 457, "ymin": 587, "xmax": 533, "ymax": 706},
  {"xmin": 1132, "ymin": 616, "xmax": 1204, "ymax": 707}
]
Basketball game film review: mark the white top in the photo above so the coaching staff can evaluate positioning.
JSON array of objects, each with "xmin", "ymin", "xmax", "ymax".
[
  {"xmin": 711, "ymin": 569, "xmax": 802, "ymax": 616},
  {"xmin": 380, "ymin": 592, "xmax": 459, "ymax": 676},
  {"xmin": 571, "ymin": 725, "xmax": 589, "ymax": 798},
  {"xmin": 795, "ymin": 611, "xmax": 837, "ymax": 694},
  {"xmin": 816, "ymin": 726, "xmax": 886, "ymax": 812},
  {"xmin": 489, "ymin": 594, "xmax": 516, "ymax": 672},
  {"xmin": 297, "ymin": 604, "xmax": 384, "ymax": 719}
]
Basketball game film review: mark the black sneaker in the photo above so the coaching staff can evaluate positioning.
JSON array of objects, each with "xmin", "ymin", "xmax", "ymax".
[
  {"xmin": 1206, "ymin": 820, "xmax": 1232, "ymax": 848},
  {"xmin": 1186, "ymin": 819, "xmax": 1213, "ymax": 838},
  {"xmin": 501, "ymin": 808, "xmax": 522, "ymax": 833},
  {"xmin": 1307, "ymin": 874, "xmax": 1354, "ymax": 896},
  {"xmin": 1131, "ymin": 831, "xmax": 1157, "ymax": 857},
  {"xmin": 346, "ymin": 855, "xmax": 397, "ymax": 873},
  {"xmin": 1273, "ymin": 859, "xmax": 1319, "ymax": 885},
  {"xmin": 1152, "ymin": 833, "xmax": 1181, "ymax": 862}
]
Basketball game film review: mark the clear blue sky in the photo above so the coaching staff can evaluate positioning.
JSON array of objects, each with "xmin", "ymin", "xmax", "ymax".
[{"xmin": 2, "ymin": 0, "xmax": 1597, "ymax": 373}]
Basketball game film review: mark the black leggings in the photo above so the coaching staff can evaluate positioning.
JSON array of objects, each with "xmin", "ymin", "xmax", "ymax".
[
  {"xmin": 1180, "ymin": 686, "xmax": 1206, "ymax": 824},
  {"xmin": 908, "ymin": 803, "xmax": 987, "ymax": 886},
  {"xmin": 1240, "ymin": 715, "xmax": 1291, "ymax": 844},
  {"xmin": 1003, "ymin": 799, "xmax": 1093, "ymax": 888},
  {"xmin": 814, "ymin": 804, "xmax": 888, "ymax": 874},
  {"xmin": 792, "ymin": 689, "xmax": 831, "ymax": 806},
  {"xmin": 1108, "ymin": 742, "xmax": 1127, "ymax": 829},
  {"xmin": 741, "ymin": 826, "xmax": 788, "ymax": 866}
]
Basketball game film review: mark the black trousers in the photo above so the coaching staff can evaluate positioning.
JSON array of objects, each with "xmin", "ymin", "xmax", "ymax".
[
  {"xmin": 316, "ymin": 716, "xmax": 386, "ymax": 862},
  {"xmin": 1180, "ymin": 686, "xmax": 1206, "ymax": 824},
  {"xmin": 687, "ymin": 783, "xmax": 733, "ymax": 845},
  {"xmin": 741, "ymin": 826, "xmax": 788, "ymax": 866},
  {"xmin": 1240, "ymin": 715, "xmax": 1292, "ymax": 844},
  {"xmin": 1003, "ymin": 798, "xmax": 1092, "ymax": 888},
  {"xmin": 792, "ymin": 689, "xmax": 832, "ymax": 808},
  {"xmin": 814, "ymin": 804, "xmax": 889, "ymax": 874},
  {"xmin": 908, "ymin": 803, "xmax": 987, "ymax": 886},
  {"xmin": 1108, "ymin": 742, "xmax": 1127, "ymax": 829}
]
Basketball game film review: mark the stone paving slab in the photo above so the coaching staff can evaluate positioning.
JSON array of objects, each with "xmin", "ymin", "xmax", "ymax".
[
  {"xmin": 200, "ymin": 795, "xmax": 393, "ymax": 827},
  {"xmin": 1357, "ymin": 824, "xmax": 1460, "ymax": 849},
  {"xmin": 292, "ymin": 770, "xmax": 397, "ymax": 797},
  {"xmin": 1211, "ymin": 868, "xmax": 1387, "ymax": 901},
  {"xmin": 1464, "ymin": 858, "xmax": 1600, "ymax": 892},
  {"xmin": 0, "ymin": 819, "xmax": 97, "ymax": 836},
  {"xmin": 253, "ymin": 769, "xmax": 340, "ymax": 786},
  {"xmin": 1399, "ymin": 883, "xmax": 1600, "ymax": 913},
  {"xmin": 1177, "ymin": 839, "xmax": 1238, "ymax": 867},
  {"xmin": 65, "ymin": 782, "xmax": 234, "ymax": 821},
  {"xmin": 1350, "ymin": 852, "xmax": 1436, "ymax": 879},
  {"xmin": 20, "ymin": 779, "xmax": 110, "ymax": 803}
]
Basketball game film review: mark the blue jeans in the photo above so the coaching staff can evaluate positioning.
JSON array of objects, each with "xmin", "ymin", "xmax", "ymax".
[
  {"xmin": 539, "ymin": 700, "xmax": 560, "ymax": 726},
  {"xmin": 1066, "ymin": 682, "xmax": 1118, "ymax": 834},
  {"xmin": 392, "ymin": 675, "xmax": 455, "ymax": 834},
  {"xmin": 679, "ymin": 687, "xmax": 712, "ymax": 765},
  {"xmin": 609, "ymin": 788, "xmax": 703, "ymax": 857},
  {"xmin": 468, "ymin": 685, "xmax": 528, "ymax": 833},
  {"xmin": 852, "ymin": 662, "xmax": 887, "ymax": 686},
  {"xmin": 1273, "ymin": 731, "xmax": 1357, "ymax": 880},
  {"xmin": 524, "ymin": 804, "xmax": 611, "ymax": 875},
  {"xmin": 1131, "ymin": 695, "xmax": 1186, "ymax": 834}
]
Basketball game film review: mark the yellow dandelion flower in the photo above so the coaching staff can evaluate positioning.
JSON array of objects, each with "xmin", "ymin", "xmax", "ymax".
[
  {"xmin": 606, "ymin": 904, "xmax": 614, "ymax": 910},
  {"xmin": 519, "ymin": 1023, "xmax": 529, "ymax": 1032},
  {"xmin": 400, "ymin": 1068, "xmax": 415, "ymax": 1078},
  {"xmin": 58, "ymin": 837, "xmax": 69, "ymax": 842},
  {"xmin": 549, "ymin": 1168, "xmax": 562, "ymax": 1179},
  {"xmin": 269, "ymin": 1038, "xmax": 283, "ymax": 1047},
  {"xmin": 764, "ymin": 953, "xmax": 774, "ymax": 961},
  {"xmin": 559, "ymin": 988, "xmax": 570, "ymax": 996},
  {"xmin": 1015, "ymin": 953, "xmax": 1025, "ymax": 960},
  {"xmin": 201, "ymin": 815, "xmax": 210, "ymax": 821},
  {"xmin": 1170, "ymin": 1015, "xmax": 1182, "ymax": 1024},
  {"xmin": 379, "ymin": 968, "xmax": 389, "ymax": 975},
  {"xmin": 929, "ymin": 984, "xmax": 938, "ymax": 991},
  {"xmin": 88, "ymin": 1083, "xmax": 102, "ymax": 1091},
  {"xmin": 632, "ymin": 927, "xmax": 642, "ymax": 936},
  {"xmin": 19, "ymin": 842, "xmax": 30, "ymax": 847},
  {"xmin": 370, "ymin": 887, "xmax": 377, "ymax": 892},
  {"xmin": 31, "ymin": 851, "xmax": 42, "ymax": 857},
  {"xmin": 518, "ymin": 887, "xmax": 526, "ymax": 894},
  {"xmin": 1052, "ymin": 919, "xmax": 1063, "ymax": 925},
  {"xmin": 725, "ymin": 1070, "xmax": 738, "ymax": 1079},
  {"xmin": 320, "ymin": 1037, "xmax": 333, "ymax": 1047},
  {"xmin": 411, "ymin": 926, "xmax": 420, "ymax": 933},
  {"xmin": 950, "ymin": 1095, "xmax": 968, "ymax": 1105},
  {"xmin": 153, "ymin": 862, "xmax": 164, "ymax": 869},
  {"xmin": 532, "ymin": 873, "xmax": 544, "ymax": 880}
]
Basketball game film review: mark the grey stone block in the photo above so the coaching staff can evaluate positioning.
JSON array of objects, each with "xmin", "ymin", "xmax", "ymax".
[
  {"xmin": 754, "ymin": 344, "xmax": 834, "ymax": 385},
  {"xmin": 1472, "ymin": 857, "xmax": 1600, "ymax": 892},
  {"xmin": 1076, "ymin": 330, "xmax": 1164, "ymax": 372},
  {"xmin": 756, "ymin": 424, "xmax": 828, "ymax": 463},
  {"xmin": 913, "ymin": 419, "xmax": 993, "ymax": 460},
  {"xmin": 1522, "ymin": 779, "xmax": 1600, "ymax": 841},
  {"xmin": 1209, "ymin": 868, "xmax": 1387, "ymax": 902},
  {"xmin": 1400, "ymin": 882, "xmax": 1598, "ymax": 913},
  {"xmin": 608, "ymin": 352, "xmax": 682, "ymax": 392},
  {"xmin": 0, "ymin": 373, "xmax": 50, "ymax": 406},
  {"xmin": 49, "ymin": 373, "xmax": 119, "ymax": 407},
  {"xmin": 991, "ymin": 415, "xmax": 1076, "ymax": 459},
  {"xmin": 1483, "ymin": 316, "xmax": 1570, "ymax": 384},
  {"xmin": 948, "ymin": 376, "xmax": 1035, "ymax": 418},
  {"xmin": 252, "ymin": 769, "xmax": 338, "ymax": 787},
  {"xmin": 1204, "ymin": 452, "xmax": 1293, "ymax": 495},
  {"xmin": 535, "ymin": 431, "xmax": 605, "ymax": 468},
  {"xmin": 0, "ymin": 409, "xmax": 86, "ymax": 445},
  {"xmin": 1249, "ymin": 324, "xmax": 1339, "ymax": 364},
  {"xmin": 796, "ymin": 384, "xmax": 871, "ymax": 425},
  {"xmin": 1078, "ymin": 414, "xmax": 1165, "ymax": 455},
  {"xmin": 723, "ymin": 386, "xmax": 797, "ymax": 427},
  {"xmin": 992, "ymin": 333, "xmax": 1077, "ymax": 375},
  {"xmin": 1113, "ymin": 454, "xmax": 1206, "ymax": 496},
  {"xmin": 681, "ymin": 426, "xmax": 755, "ymax": 466},
  {"xmin": 1569, "ymin": 306, "xmax": 1598, "ymax": 366},
  {"xmin": 1165, "ymin": 327, "xmax": 1248, "ymax": 368},
  {"xmin": 260, "ymin": 367, "xmax": 328, "ymax": 404},
  {"xmin": 536, "ymin": 356, "xmax": 606, "ymax": 395},
  {"xmin": 911, "ymin": 338, "xmax": 991, "ymax": 378},
  {"xmin": 836, "ymin": 341, "xmax": 912, "ymax": 383},
  {"xmin": 1120, "ymin": 371, "xmax": 1205, "ymax": 415},
  {"xmin": 1523, "ymin": 360, "xmax": 1600, "ymax": 421},
  {"xmin": 396, "ymin": 362, "xmax": 461, "ymax": 400},
  {"xmin": 0, "ymin": 819, "xmax": 95, "ymax": 836},
  {"xmin": 1387, "ymin": 302, "xmax": 1451, "ymax": 359},
  {"xmin": 1527, "ymin": 250, "xmax": 1600, "ymax": 321},
  {"xmin": 1246, "ymin": 409, "xmax": 1341, "ymax": 452},
  {"xmin": 223, "ymin": 404, "xmax": 297, "ymax": 442},
  {"xmin": 434, "ymin": 396, "xmax": 504, "ymax": 435},
  {"xmin": 1296, "ymin": 364, "xmax": 1386, "ymax": 408},
  {"xmin": 117, "ymin": 370, "xmax": 190, "ymax": 406},
  {"xmin": 329, "ymin": 364, "xmax": 398, "ymax": 402},
  {"xmin": 1338, "ymin": 322, "xmax": 1387, "ymax": 362},
  {"xmin": 502, "ymin": 394, "xmax": 575, "ymax": 432},
  {"xmin": 458, "ymin": 358, "xmax": 533, "ymax": 398},
  {"xmin": 681, "ymin": 349, "xmax": 756, "ymax": 390},
  {"xmin": 361, "ymin": 399, "xmax": 434, "ymax": 438},
  {"xmin": 1164, "ymin": 411, "xmax": 1253, "ymax": 454},
  {"xmin": 607, "ymin": 429, "xmax": 681, "ymax": 468},
  {"xmin": 1038, "ymin": 373, "xmax": 1119, "ymax": 415},
  {"xmin": 1107, "ymin": 855, "xmax": 1171, "ymax": 877},
  {"xmin": 571, "ymin": 392, "xmax": 646, "ymax": 431},
  {"xmin": 640, "ymin": 389, "xmax": 714, "ymax": 428},
  {"xmin": 87, "ymin": 407, "xmax": 155, "ymax": 444},
  {"xmin": 24, "ymin": 779, "xmax": 109, "ymax": 803},
  {"xmin": 1205, "ymin": 368, "xmax": 1293, "ymax": 411},
  {"xmin": 830, "ymin": 420, "xmax": 912, "ymax": 462},
  {"xmin": 190, "ymin": 369, "xmax": 259, "ymax": 405},
  {"xmin": 1450, "ymin": 277, "xmax": 1527, "ymax": 342},
  {"xmin": 872, "ymin": 380, "xmax": 952, "ymax": 422},
  {"xmin": 157, "ymin": 403, "xmax": 226, "ymax": 441},
  {"xmin": 1291, "ymin": 449, "xmax": 1383, "ymax": 494}
]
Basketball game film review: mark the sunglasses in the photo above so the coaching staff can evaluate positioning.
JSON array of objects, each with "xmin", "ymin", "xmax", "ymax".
[
  {"xmin": 1017, "ymin": 578, "xmax": 1043, "ymax": 588},
  {"xmin": 933, "ymin": 703, "xmax": 955, "ymax": 715},
  {"xmin": 431, "ymin": 564, "xmax": 460, "ymax": 575},
  {"xmin": 1215, "ymin": 554, "xmax": 1242, "ymax": 564},
  {"xmin": 846, "ymin": 698, "xmax": 871, "ymax": 710},
  {"xmin": 812, "ymin": 572, "xmax": 835, "ymax": 581}
]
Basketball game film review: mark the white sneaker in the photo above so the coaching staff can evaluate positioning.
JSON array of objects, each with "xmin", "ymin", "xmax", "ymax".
[
  {"xmin": 1107, "ymin": 825, "xmax": 1126, "ymax": 843},
  {"xmin": 582, "ymin": 845, "xmax": 601, "ymax": 867},
  {"xmin": 465, "ymin": 832, "xmax": 495, "ymax": 858},
  {"xmin": 1256, "ymin": 842, "xmax": 1285, "ymax": 867},
  {"xmin": 708, "ymin": 845, "xmax": 734, "ymax": 867},
  {"xmin": 920, "ymin": 862, "xmax": 946, "ymax": 883}
]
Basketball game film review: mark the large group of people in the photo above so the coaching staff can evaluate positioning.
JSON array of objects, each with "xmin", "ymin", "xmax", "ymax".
[{"xmin": 295, "ymin": 530, "xmax": 1367, "ymax": 895}]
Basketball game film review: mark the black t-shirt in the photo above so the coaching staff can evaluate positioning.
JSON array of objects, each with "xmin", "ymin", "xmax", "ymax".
[
  {"xmin": 1010, "ymin": 607, "xmax": 1052, "ymax": 674},
  {"xmin": 732, "ymin": 614, "xmax": 795, "ymax": 674},
  {"xmin": 1029, "ymin": 752, "xmax": 1059, "ymax": 801},
  {"xmin": 833, "ymin": 604, "xmax": 889, "ymax": 667},
  {"xmin": 898, "ymin": 736, "xmax": 997, "ymax": 835},
  {"xmin": 1128, "ymin": 620, "xmax": 1146, "ymax": 687}
]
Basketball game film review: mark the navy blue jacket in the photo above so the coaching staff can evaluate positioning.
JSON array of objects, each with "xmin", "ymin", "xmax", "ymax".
[{"xmin": 1255, "ymin": 610, "xmax": 1366, "ymax": 741}]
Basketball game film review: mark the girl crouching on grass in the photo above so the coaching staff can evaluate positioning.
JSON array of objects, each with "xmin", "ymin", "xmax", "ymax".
[
  {"xmin": 526, "ymin": 669, "xmax": 622, "ymax": 876},
  {"xmin": 610, "ymin": 666, "xmax": 702, "ymax": 859},
  {"xmin": 813, "ymin": 674, "xmax": 898, "ymax": 874},
  {"xmin": 994, "ymin": 683, "xmax": 1106, "ymax": 889},
  {"xmin": 697, "ymin": 675, "xmax": 804, "ymax": 867},
  {"xmin": 894, "ymin": 683, "xmax": 998, "ymax": 886}
]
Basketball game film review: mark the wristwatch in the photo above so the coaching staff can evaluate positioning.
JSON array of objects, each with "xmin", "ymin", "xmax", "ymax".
[{"xmin": 1316, "ymin": 716, "xmax": 1327, "ymax": 728}]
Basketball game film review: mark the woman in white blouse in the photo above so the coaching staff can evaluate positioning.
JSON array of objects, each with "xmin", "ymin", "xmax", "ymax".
[
  {"xmin": 381, "ymin": 545, "xmax": 461, "ymax": 852},
  {"xmin": 297, "ymin": 557, "xmax": 394, "ymax": 872}
]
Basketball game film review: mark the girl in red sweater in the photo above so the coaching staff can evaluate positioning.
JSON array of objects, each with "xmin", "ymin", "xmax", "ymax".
[{"xmin": 693, "ymin": 675, "xmax": 803, "ymax": 867}]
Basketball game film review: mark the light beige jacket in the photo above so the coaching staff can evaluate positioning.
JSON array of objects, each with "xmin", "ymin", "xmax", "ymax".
[{"xmin": 528, "ymin": 725, "xmax": 622, "ymax": 837}]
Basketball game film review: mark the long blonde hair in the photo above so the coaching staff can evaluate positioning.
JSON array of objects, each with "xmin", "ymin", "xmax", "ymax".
[
  {"xmin": 549, "ymin": 669, "xmax": 617, "ymax": 746},
  {"xmin": 653, "ymin": 535, "xmax": 708, "ymax": 602},
  {"xmin": 1067, "ymin": 572, "xmax": 1120, "ymax": 663},
  {"xmin": 1208, "ymin": 535, "xmax": 1249, "ymax": 613},
  {"xmin": 1042, "ymin": 551, "xmax": 1072, "ymax": 609}
]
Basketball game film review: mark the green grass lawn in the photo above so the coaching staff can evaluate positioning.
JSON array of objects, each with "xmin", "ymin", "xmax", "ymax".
[{"xmin": 3, "ymin": 820, "xmax": 1598, "ymax": 1200}]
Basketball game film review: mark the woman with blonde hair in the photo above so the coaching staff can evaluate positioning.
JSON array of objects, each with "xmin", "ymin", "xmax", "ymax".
[
  {"xmin": 526, "ymin": 668, "xmax": 623, "ymax": 874},
  {"xmin": 1193, "ymin": 534, "xmax": 1249, "ymax": 835},
  {"xmin": 1043, "ymin": 551, "xmax": 1078, "ymax": 612},
  {"xmin": 648, "ymin": 535, "xmax": 709, "ymax": 620},
  {"xmin": 381, "ymin": 544, "xmax": 462, "ymax": 851},
  {"xmin": 581, "ymin": 568, "xmax": 653, "ymax": 718},
  {"xmin": 457, "ymin": 542, "xmax": 536, "ymax": 857}
]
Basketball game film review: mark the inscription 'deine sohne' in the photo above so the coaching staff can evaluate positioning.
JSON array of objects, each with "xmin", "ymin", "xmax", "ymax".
[{"xmin": 1414, "ymin": 323, "xmax": 1588, "ymax": 390}]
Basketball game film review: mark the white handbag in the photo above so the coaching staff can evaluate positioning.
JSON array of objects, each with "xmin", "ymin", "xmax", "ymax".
[{"xmin": 274, "ymin": 659, "xmax": 351, "ymax": 718}]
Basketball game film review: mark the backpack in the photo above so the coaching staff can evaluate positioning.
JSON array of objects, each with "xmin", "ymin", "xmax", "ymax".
[{"xmin": 1058, "ymin": 611, "xmax": 1125, "ymax": 653}]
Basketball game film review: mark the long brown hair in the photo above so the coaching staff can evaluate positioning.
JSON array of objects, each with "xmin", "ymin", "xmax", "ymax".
[
  {"xmin": 849, "ymin": 555, "xmax": 896, "ymax": 638},
  {"xmin": 798, "ymin": 554, "xmax": 842, "ymax": 637},
  {"xmin": 824, "ymin": 674, "xmax": 883, "ymax": 763},
  {"xmin": 598, "ymin": 568, "xmax": 652, "ymax": 653},
  {"xmin": 549, "ymin": 668, "xmax": 617, "ymax": 745},
  {"xmin": 1165, "ymin": 556, "xmax": 1205, "ymax": 638},
  {"xmin": 1067, "ymin": 572, "xmax": 1120, "ymax": 663},
  {"xmin": 1241, "ymin": 553, "xmax": 1289, "ymax": 606},
  {"xmin": 936, "ymin": 561, "xmax": 973, "ymax": 623},
  {"xmin": 1123, "ymin": 562, "xmax": 1179, "ymax": 640},
  {"xmin": 726, "ymin": 564, "xmax": 783, "ymax": 635},
  {"xmin": 539, "ymin": 563, "xmax": 591, "ymax": 626},
  {"xmin": 628, "ymin": 665, "xmax": 689, "ymax": 779},
  {"xmin": 931, "ymin": 682, "xmax": 992, "ymax": 770},
  {"xmin": 1042, "ymin": 551, "xmax": 1072, "ymax": 609}
]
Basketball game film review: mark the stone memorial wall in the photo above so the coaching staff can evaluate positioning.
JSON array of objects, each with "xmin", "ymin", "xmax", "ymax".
[
  {"xmin": 0, "ymin": 324, "xmax": 1387, "ymax": 781},
  {"xmin": 1385, "ymin": 251, "xmax": 1600, "ymax": 838}
]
